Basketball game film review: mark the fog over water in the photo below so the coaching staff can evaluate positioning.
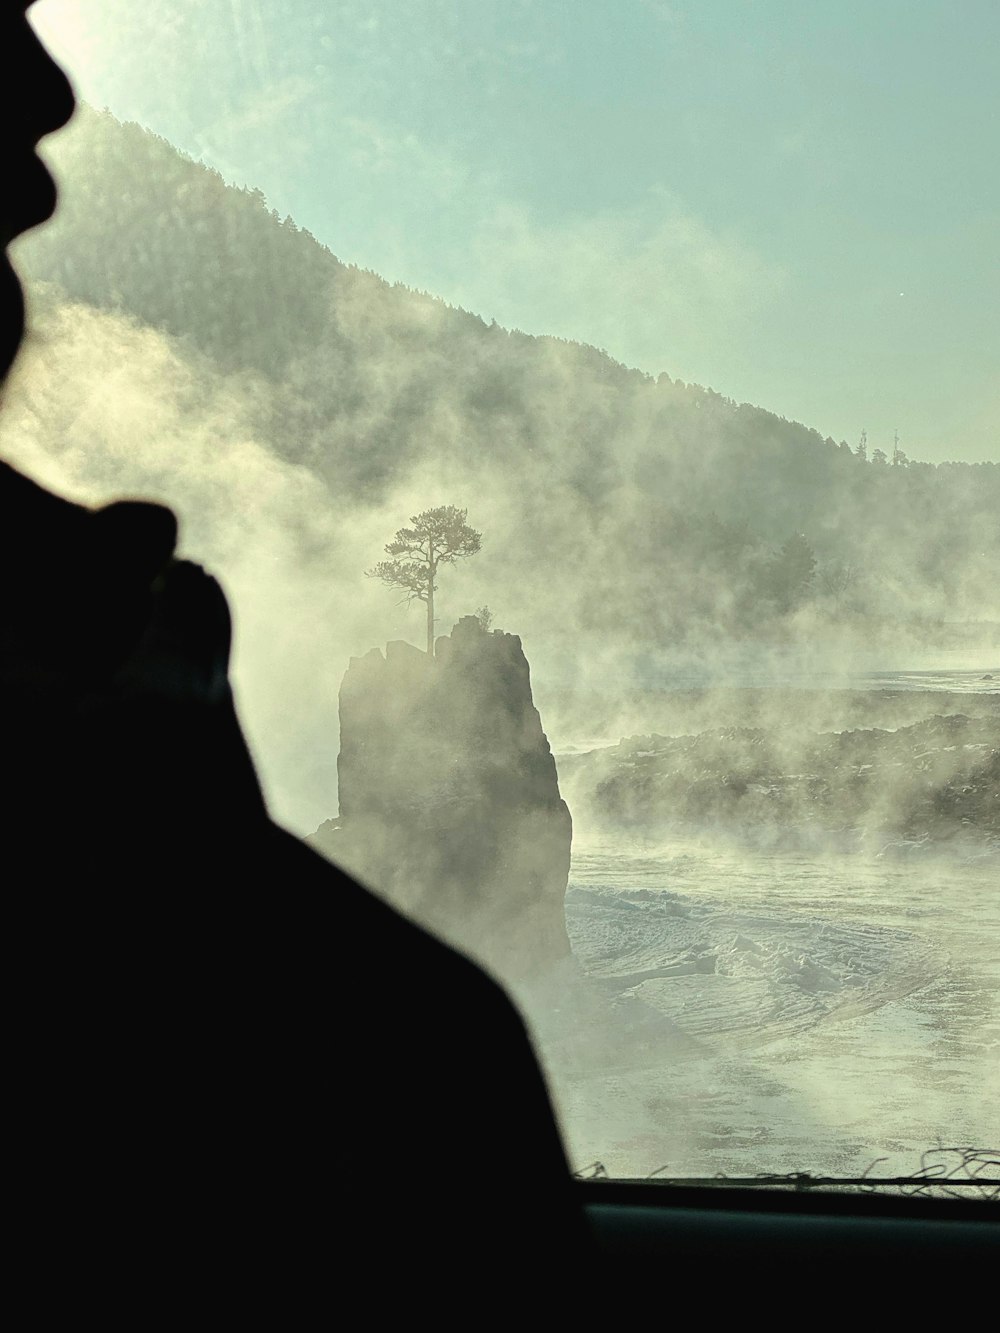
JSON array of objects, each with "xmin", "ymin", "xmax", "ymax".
[
  {"xmin": 8, "ymin": 278, "xmax": 998, "ymax": 1183},
  {"xmin": 514, "ymin": 661, "xmax": 998, "ymax": 1179},
  {"xmin": 546, "ymin": 828, "xmax": 999, "ymax": 1179},
  {"xmin": 6, "ymin": 24, "xmax": 999, "ymax": 1180}
]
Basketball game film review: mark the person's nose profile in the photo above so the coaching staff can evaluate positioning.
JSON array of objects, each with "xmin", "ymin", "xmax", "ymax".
[{"xmin": 1, "ymin": 4, "xmax": 77, "ymax": 242}]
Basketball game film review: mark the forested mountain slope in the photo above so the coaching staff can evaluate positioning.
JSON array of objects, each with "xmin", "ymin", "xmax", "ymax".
[{"xmin": 13, "ymin": 105, "xmax": 1000, "ymax": 650}]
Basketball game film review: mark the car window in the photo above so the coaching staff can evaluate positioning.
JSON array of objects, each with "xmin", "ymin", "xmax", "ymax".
[{"xmin": 13, "ymin": 0, "xmax": 998, "ymax": 1191}]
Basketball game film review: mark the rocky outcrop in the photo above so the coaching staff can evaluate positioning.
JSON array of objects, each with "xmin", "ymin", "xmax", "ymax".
[
  {"xmin": 310, "ymin": 617, "xmax": 572, "ymax": 978},
  {"xmin": 560, "ymin": 713, "xmax": 999, "ymax": 850}
]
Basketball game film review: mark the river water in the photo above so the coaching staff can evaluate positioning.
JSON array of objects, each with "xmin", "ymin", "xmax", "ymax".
[
  {"xmin": 525, "ymin": 668, "xmax": 999, "ymax": 1181},
  {"xmin": 527, "ymin": 833, "xmax": 999, "ymax": 1181}
]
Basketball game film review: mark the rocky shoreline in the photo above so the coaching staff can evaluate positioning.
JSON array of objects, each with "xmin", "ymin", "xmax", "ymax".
[{"xmin": 559, "ymin": 709, "xmax": 999, "ymax": 853}]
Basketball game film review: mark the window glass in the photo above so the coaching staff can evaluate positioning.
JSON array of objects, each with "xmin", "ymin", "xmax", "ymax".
[{"xmin": 13, "ymin": 0, "xmax": 998, "ymax": 1188}]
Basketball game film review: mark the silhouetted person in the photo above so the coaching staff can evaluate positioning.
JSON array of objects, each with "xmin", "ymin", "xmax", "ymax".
[{"xmin": 2, "ymin": 4, "xmax": 588, "ymax": 1318}]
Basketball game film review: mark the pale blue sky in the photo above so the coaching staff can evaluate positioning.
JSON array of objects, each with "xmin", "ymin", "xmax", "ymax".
[{"xmin": 34, "ymin": 0, "xmax": 999, "ymax": 461}]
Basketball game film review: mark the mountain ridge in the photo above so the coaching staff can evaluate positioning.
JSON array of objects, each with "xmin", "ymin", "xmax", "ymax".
[{"xmin": 14, "ymin": 103, "xmax": 1000, "ymax": 644}]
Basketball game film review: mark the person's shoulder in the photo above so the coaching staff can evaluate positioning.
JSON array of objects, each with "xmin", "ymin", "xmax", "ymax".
[
  {"xmin": 0, "ymin": 459, "xmax": 85, "ymax": 564},
  {"xmin": 262, "ymin": 822, "xmax": 518, "ymax": 1010},
  {"xmin": 262, "ymin": 823, "xmax": 487, "ymax": 979}
]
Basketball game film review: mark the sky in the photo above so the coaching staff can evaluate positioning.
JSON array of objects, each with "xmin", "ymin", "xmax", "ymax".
[{"xmin": 32, "ymin": 0, "xmax": 1000, "ymax": 463}]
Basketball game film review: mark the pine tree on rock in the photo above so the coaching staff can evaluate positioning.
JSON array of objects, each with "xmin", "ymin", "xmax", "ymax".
[{"xmin": 367, "ymin": 506, "xmax": 482, "ymax": 655}]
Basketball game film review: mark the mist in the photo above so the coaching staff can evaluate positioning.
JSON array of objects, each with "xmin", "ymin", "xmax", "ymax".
[
  {"xmin": 32, "ymin": 0, "xmax": 1000, "ymax": 466},
  {"xmin": 12, "ymin": 276, "xmax": 995, "ymax": 838},
  {"xmin": 5, "ymin": 101, "xmax": 998, "ymax": 1183}
]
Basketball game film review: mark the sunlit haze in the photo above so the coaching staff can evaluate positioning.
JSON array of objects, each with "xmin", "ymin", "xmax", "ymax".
[
  {"xmin": 6, "ymin": 0, "xmax": 997, "ymax": 1190},
  {"xmin": 33, "ymin": 0, "xmax": 999, "ymax": 464}
]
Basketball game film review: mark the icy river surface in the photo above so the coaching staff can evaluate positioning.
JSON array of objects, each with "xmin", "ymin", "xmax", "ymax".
[{"xmin": 526, "ymin": 834, "xmax": 999, "ymax": 1180}]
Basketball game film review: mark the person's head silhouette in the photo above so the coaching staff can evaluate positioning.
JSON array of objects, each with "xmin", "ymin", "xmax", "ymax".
[
  {"xmin": 1, "ymin": 2, "xmax": 76, "ymax": 383},
  {"xmin": 0, "ymin": 5, "xmax": 183, "ymax": 690}
]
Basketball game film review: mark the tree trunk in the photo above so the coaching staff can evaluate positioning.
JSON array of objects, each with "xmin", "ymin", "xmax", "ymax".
[{"xmin": 426, "ymin": 547, "xmax": 435, "ymax": 656}]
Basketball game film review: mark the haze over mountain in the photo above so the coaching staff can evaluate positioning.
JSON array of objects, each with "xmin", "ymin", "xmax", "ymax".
[
  {"xmin": 7, "ymin": 106, "xmax": 998, "ymax": 828},
  {"xmin": 32, "ymin": 0, "xmax": 1000, "ymax": 467}
]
